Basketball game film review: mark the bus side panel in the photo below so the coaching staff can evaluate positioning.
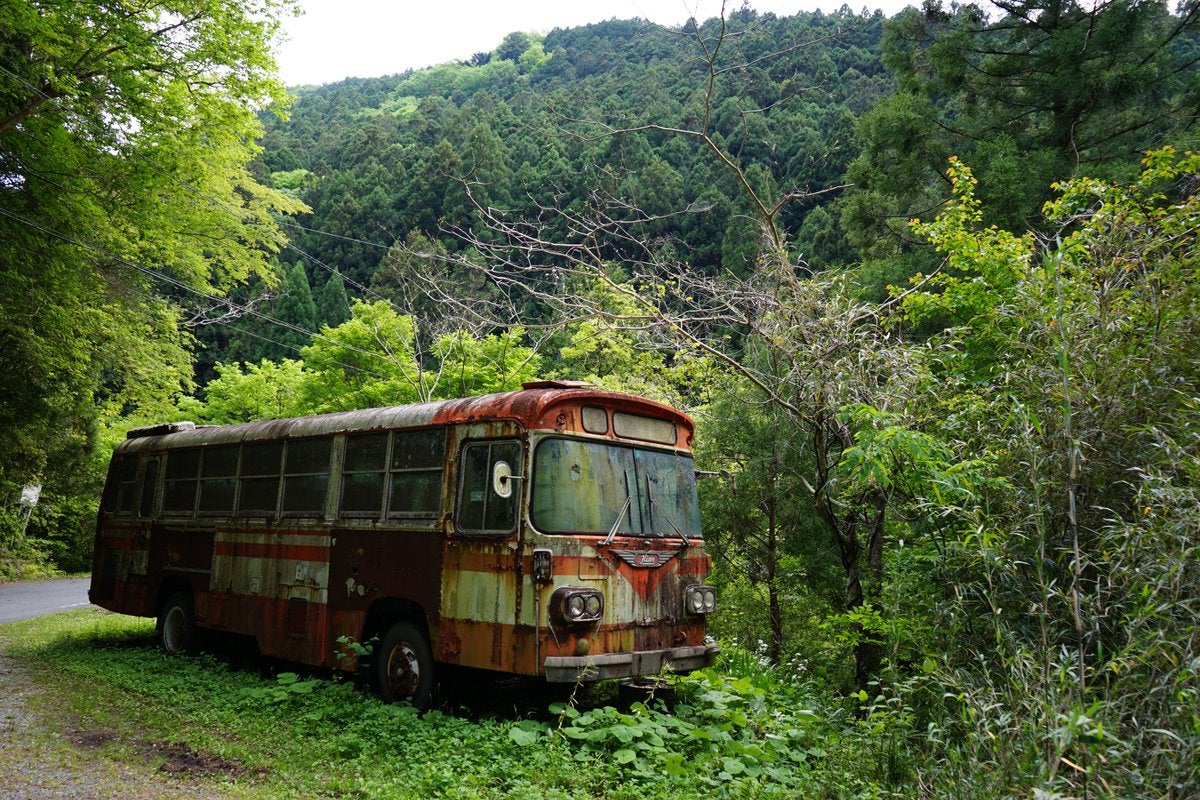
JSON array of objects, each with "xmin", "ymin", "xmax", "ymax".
[
  {"xmin": 437, "ymin": 541, "xmax": 521, "ymax": 674},
  {"xmin": 90, "ymin": 519, "xmax": 156, "ymax": 616},
  {"xmin": 207, "ymin": 525, "xmax": 331, "ymax": 667},
  {"xmin": 326, "ymin": 528, "xmax": 444, "ymax": 668}
]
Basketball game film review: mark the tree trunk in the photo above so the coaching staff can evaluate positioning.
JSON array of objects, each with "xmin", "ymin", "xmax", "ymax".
[
  {"xmin": 854, "ymin": 495, "xmax": 888, "ymax": 694},
  {"xmin": 766, "ymin": 499, "xmax": 783, "ymax": 665}
]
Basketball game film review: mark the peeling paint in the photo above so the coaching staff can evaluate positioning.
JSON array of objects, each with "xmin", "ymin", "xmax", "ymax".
[{"xmin": 91, "ymin": 386, "xmax": 716, "ymax": 684}]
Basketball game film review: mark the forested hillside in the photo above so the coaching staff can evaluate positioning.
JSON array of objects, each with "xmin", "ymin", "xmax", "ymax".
[
  {"xmin": 4, "ymin": 0, "xmax": 1200, "ymax": 796},
  {"xmin": 208, "ymin": 8, "xmax": 889, "ymax": 375}
]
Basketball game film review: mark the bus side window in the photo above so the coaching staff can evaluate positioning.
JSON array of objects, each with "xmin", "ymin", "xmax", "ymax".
[
  {"xmin": 103, "ymin": 456, "xmax": 136, "ymax": 514},
  {"xmin": 342, "ymin": 432, "xmax": 387, "ymax": 516},
  {"xmin": 138, "ymin": 459, "xmax": 159, "ymax": 518},
  {"xmin": 457, "ymin": 441, "xmax": 521, "ymax": 535},
  {"xmin": 238, "ymin": 441, "xmax": 283, "ymax": 516},
  {"xmin": 389, "ymin": 429, "xmax": 445, "ymax": 517},
  {"xmin": 163, "ymin": 448, "xmax": 201, "ymax": 515},
  {"xmin": 197, "ymin": 445, "xmax": 238, "ymax": 515},
  {"xmin": 282, "ymin": 437, "xmax": 331, "ymax": 516}
]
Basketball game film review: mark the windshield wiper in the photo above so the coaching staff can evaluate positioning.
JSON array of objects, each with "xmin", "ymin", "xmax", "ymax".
[
  {"xmin": 602, "ymin": 474, "xmax": 633, "ymax": 546},
  {"xmin": 602, "ymin": 496, "xmax": 631, "ymax": 546},
  {"xmin": 662, "ymin": 509, "xmax": 691, "ymax": 548}
]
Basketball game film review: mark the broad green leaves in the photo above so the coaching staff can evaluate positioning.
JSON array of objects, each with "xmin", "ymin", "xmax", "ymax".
[
  {"xmin": 0, "ymin": 0, "xmax": 303, "ymax": 564},
  {"xmin": 181, "ymin": 300, "xmax": 542, "ymax": 422}
]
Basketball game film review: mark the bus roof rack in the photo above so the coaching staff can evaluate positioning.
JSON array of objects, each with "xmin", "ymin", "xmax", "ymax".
[{"xmin": 126, "ymin": 421, "xmax": 196, "ymax": 439}]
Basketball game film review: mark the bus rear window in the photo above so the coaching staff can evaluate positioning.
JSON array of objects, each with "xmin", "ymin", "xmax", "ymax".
[{"xmin": 103, "ymin": 456, "xmax": 136, "ymax": 514}]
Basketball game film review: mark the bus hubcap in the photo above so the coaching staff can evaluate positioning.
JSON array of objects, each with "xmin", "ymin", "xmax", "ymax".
[{"xmin": 386, "ymin": 642, "xmax": 420, "ymax": 697}]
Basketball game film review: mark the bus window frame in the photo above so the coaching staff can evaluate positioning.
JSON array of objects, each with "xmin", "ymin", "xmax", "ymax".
[
  {"xmin": 339, "ymin": 431, "xmax": 389, "ymax": 519},
  {"xmin": 385, "ymin": 427, "xmax": 446, "ymax": 521},
  {"xmin": 196, "ymin": 444, "xmax": 239, "ymax": 517},
  {"xmin": 162, "ymin": 447, "xmax": 201, "ymax": 517},
  {"xmin": 237, "ymin": 440, "xmax": 285, "ymax": 518},
  {"xmin": 455, "ymin": 438, "xmax": 523, "ymax": 537},
  {"xmin": 279, "ymin": 436, "xmax": 333, "ymax": 519},
  {"xmin": 338, "ymin": 429, "xmax": 448, "ymax": 521}
]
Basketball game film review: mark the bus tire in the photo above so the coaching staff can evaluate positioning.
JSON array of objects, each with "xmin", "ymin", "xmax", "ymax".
[
  {"xmin": 157, "ymin": 590, "xmax": 197, "ymax": 654},
  {"xmin": 376, "ymin": 620, "xmax": 434, "ymax": 709}
]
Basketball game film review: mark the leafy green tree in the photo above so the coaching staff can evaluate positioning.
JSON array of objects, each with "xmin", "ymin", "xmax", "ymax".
[
  {"xmin": 430, "ymin": 328, "xmax": 541, "ymax": 399},
  {"xmin": 298, "ymin": 300, "xmax": 423, "ymax": 412},
  {"xmin": 315, "ymin": 272, "xmax": 351, "ymax": 328},
  {"xmin": 846, "ymin": 0, "xmax": 1200, "ymax": 267},
  {"xmin": 896, "ymin": 149, "xmax": 1200, "ymax": 797},
  {"xmin": 262, "ymin": 263, "xmax": 318, "ymax": 361},
  {"xmin": 0, "ymin": 0, "xmax": 302, "ymax": 568},
  {"xmin": 178, "ymin": 359, "xmax": 310, "ymax": 423},
  {"xmin": 696, "ymin": 377, "xmax": 840, "ymax": 669},
  {"xmin": 495, "ymin": 31, "xmax": 533, "ymax": 63}
]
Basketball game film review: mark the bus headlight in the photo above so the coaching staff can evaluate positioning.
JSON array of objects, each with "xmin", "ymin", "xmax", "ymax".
[
  {"xmin": 685, "ymin": 584, "xmax": 717, "ymax": 615},
  {"xmin": 551, "ymin": 587, "xmax": 604, "ymax": 624}
]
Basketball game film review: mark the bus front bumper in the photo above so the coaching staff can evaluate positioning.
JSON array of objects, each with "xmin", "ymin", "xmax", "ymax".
[{"xmin": 543, "ymin": 643, "xmax": 719, "ymax": 683}]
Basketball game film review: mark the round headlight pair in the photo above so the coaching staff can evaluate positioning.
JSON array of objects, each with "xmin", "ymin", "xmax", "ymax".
[
  {"xmin": 686, "ymin": 585, "xmax": 717, "ymax": 615},
  {"xmin": 553, "ymin": 587, "xmax": 604, "ymax": 624}
]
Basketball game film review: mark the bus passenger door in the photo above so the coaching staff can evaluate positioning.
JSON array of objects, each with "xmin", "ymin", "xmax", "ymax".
[{"xmin": 440, "ymin": 439, "xmax": 524, "ymax": 674}]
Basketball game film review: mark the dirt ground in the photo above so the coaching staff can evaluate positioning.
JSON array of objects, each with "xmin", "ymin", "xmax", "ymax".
[{"xmin": 0, "ymin": 651, "xmax": 230, "ymax": 800}]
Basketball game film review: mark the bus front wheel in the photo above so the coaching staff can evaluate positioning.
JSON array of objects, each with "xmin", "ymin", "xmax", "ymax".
[
  {"xmin": 376, "ymin": 620, "xmax": 434, "ymax": 709},
  {"xmin": 157, "ymin": 590, "xmax": 197, "ymax": 654}
]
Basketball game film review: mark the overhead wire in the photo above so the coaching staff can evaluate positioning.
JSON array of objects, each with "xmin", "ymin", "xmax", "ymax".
[
  {"xmin": 0, "ymin": 54, "xmax": 440, "ymax": 378},
  {"xmin": 0, "ymin": 205, "xmax": 400, "ymax": 384}
]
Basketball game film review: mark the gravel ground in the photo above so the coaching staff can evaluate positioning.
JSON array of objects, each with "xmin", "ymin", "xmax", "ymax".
[{"xmin": 0, "ymin": 650, "xmax": 229, "ymax": 800}]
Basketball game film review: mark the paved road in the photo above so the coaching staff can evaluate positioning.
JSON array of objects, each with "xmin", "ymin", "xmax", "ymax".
[{"xmin": 0, "ymin": 577, "xmax": 93, "ymax": 623}]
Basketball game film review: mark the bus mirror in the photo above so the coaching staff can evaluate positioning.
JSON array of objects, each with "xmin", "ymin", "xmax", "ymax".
[{"xmin": 492, "ymin": 460, "xmax": 522, "ymax": 498}]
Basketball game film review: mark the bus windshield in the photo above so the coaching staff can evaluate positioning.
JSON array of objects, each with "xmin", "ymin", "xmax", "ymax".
[{"xmin": 530, "ymin": 438, "xmax": 702, "ymax": 538}]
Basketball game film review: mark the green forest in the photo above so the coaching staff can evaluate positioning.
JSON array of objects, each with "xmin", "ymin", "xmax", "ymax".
[{"xmin": 3, "ymin": 0, "xmax": 1200, "ymax": 795}]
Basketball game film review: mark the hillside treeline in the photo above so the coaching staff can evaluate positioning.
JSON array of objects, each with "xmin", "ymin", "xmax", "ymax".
[{"xmin": 3, "ymin": 0, "xmax": 1199, "ymax": 795}]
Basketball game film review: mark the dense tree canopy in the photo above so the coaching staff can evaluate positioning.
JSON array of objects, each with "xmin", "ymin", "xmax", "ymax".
[
  {"xmin": 0, "ymin": 0, "xmax": 301, "ymax": 565},
  {"xmin": 844, "ymin": 0, "xmax": 1200, "ymax": 270},
  {"xmin": 3, "ymin": 3, "xmax": 1199, "ymax": 795}
]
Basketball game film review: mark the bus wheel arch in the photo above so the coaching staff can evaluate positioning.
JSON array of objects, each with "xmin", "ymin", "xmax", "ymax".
[
  {"xmin": 363, "ymin": 601, "xmax": 435, "ymax": 709},
  {"xmin": 156, "ymin": 586, "xmax": 197, "ymax": 654},
  {"xmin": 376, "ymin": 620, "xmax": 435, "ymax": 709}
]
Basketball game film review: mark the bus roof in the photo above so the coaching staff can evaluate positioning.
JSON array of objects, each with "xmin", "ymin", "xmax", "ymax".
[{"xmin": 116, "ymin": 382, "xmax": 694, "ymax": 453}]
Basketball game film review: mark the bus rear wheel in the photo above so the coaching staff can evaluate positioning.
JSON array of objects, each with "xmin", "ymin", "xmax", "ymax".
[
  {"xmin": 376, "ymin": 620, "xmax": 434, "ymax": 709},
  {"xmin": 157, "ymin": 590, "xmax": 197, "ymax": 654}
]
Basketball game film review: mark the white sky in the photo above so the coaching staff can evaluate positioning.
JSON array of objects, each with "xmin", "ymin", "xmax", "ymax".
[{"xmin": 275, "ymin": 0, "xmax": 914, "ymax": 86}]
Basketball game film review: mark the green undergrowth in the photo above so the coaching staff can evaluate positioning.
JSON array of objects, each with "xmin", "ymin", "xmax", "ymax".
[{"xmin": 0, "ymin": 610, "xmax": 871, "ymax": 799}]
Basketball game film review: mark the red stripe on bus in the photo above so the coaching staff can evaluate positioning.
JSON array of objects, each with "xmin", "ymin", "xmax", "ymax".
[{"xmin": 213, "ymin": 541, "xmax": 330, "ymax": 562}]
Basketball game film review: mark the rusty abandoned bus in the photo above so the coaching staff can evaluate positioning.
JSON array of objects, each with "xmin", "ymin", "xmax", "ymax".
[{"xmin": 89, "ymin": 381, "xmax": 717, "ymax": 706}]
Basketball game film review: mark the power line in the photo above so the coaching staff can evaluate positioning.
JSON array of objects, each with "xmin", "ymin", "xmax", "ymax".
[
  {"xmin": 0, "ymin": 206, "xmax": 402, "ymax": 383},
  {"xmin": 279, "ymin": 220, "xmax": 392, "ymax": 251},
  {"xmin": 1, "ymin": 57, "xmax": 412, "ymax": 319}
]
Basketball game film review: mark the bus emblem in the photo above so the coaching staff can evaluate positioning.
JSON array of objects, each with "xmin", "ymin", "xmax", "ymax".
[{"xmin": 610, "ymin": 549, "xmax": 671, "ymax": 569}]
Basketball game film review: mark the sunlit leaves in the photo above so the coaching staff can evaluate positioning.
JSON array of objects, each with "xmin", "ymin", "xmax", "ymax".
[{"xmin": 900, "ymin": 157, "xmax": 1036, "ymax": 328}]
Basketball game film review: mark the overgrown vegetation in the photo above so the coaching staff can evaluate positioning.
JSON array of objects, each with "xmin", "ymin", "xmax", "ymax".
[
  {"xmin": 4, "ymin": 0, "xmax": 1200, "ymax": 796},
  {"xmin": 0, "ymin": 610, "xmax": 886, "ymax": 799}
]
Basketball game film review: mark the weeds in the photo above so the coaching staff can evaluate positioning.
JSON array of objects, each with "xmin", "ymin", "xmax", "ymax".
[{"xmin": 0, "ymin": 613, "xmax": 844, "ymax": 799}]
